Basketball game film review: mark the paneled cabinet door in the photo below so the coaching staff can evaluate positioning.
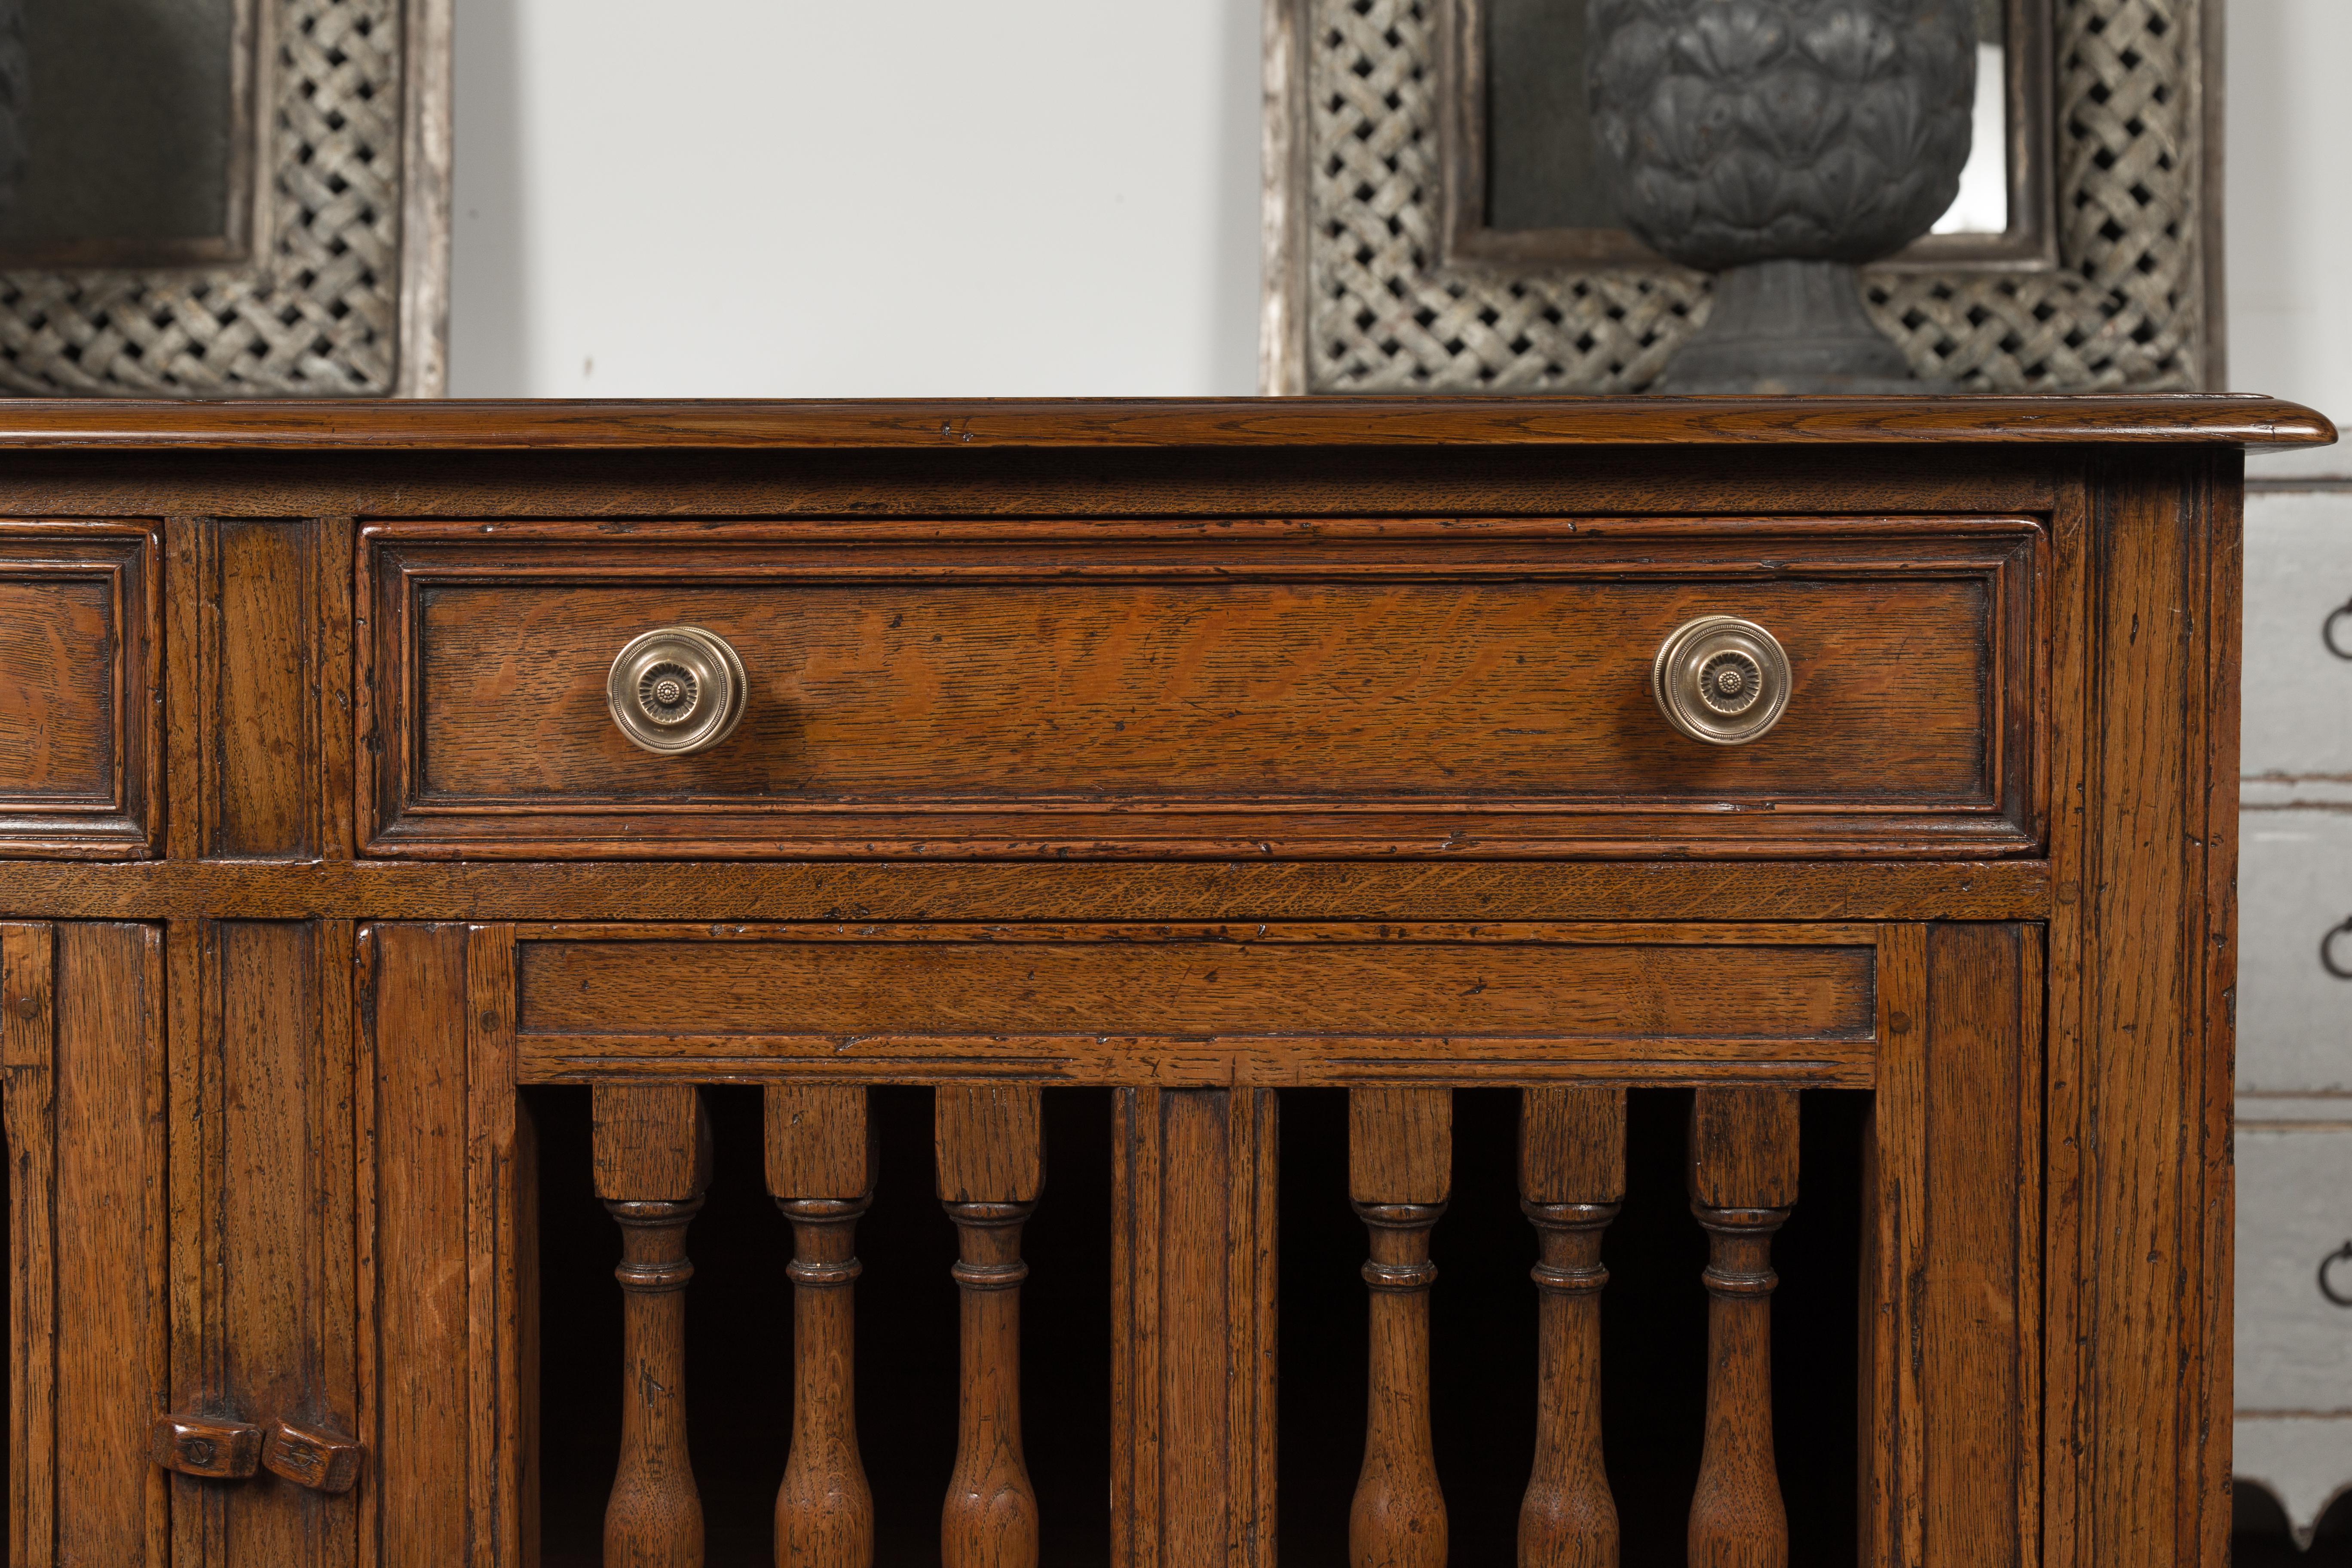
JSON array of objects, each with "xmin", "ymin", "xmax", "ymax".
[
  {"xmin": 157, "ymin": 920, "xmax": 368, "ymax": 1565},
  {"xmin": 3, "ymin": 922, "xmax": 171, "ymax": 1566},
  {"xmin": 4, "ymin": 920, "xmax": 367, "ymax": 1566}
]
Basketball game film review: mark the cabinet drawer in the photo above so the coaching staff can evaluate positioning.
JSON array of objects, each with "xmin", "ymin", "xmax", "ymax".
[
  {"xmin": 0, "ymin": 524, "xmax": 159, "ymax": 858},
  {"xmin": 360, "ymin": 517, "xmax": 2043, "ymax": 859}
]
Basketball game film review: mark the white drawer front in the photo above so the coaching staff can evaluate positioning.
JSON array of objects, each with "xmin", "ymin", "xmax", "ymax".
[
  {"xmin": 2237, "ymin": 1124, "xmax": 2352, "ymax": 1409},
  {"xmin": 2245, "ymin": 490, "xmax": 2352, "ymax": 787},
  {"xmin": 2237, "ymin": 1123, "xmax": 2352, "ymax": 1541},
  {"xmin": 2239, "ymin": 815, "xmax": 2352, "ymax": 1094}
]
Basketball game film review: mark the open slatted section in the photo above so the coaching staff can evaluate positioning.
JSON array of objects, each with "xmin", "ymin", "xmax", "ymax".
[
  {"xmin": 532, "ymin": 1082, "xmax": 1865, "ymax": 1568},
  {"xmin": 446, "ymin": 916, "xmax": 2043, "ymax": 1568}
]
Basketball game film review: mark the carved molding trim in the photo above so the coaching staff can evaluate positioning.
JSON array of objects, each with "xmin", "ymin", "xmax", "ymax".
[
  {"xmin": 1264, "ymin": 0, "xmax": 2220, "ymax": 393},
  {"xmin": 0, "ymin": 0, "xmax": 450, "ymax": 398}
]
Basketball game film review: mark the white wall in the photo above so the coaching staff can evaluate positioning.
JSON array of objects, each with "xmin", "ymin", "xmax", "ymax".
[
  {"xmin": 449, "ymin": 0, "xmax": 2347, "ymax": 425},
  {"xmin": 447, "ymin": 0, "xmax": 1265, "ymax": 398},
  {"xmin": 2229, "ymin": 0, "xmax": 2352, "ymax": 477}
]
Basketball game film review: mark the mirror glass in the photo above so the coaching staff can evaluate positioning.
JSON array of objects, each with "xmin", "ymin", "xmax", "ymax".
[
  {"xmin": 0, "ymin": 0, "xmax": 244, "ymax": 258},
  {"xmin": 1485, "ymin": 0, "xmax": 2011, "ymax": 240}
]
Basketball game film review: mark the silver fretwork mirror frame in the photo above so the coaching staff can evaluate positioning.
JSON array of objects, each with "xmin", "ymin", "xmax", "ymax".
[
  {"xmin": 1262, "ymin": 0, "xmax": 2226, "ymax": 393},
  {"xmin": 0, "ymin": 0, "xmax": 451, "ymax": 398}
]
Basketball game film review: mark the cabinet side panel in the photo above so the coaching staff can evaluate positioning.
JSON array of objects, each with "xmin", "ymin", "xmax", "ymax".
[
  {"xmin": 52, "ymin": 922, "xmax": 168, "ymax": 1563},
  {"xmin": 366, "ymin": 925, "xmax": 470, "ymax": 1563},
  {"xmin": 2049, "ymin": 453, "xmax": 2235, "ymax": 1568}
]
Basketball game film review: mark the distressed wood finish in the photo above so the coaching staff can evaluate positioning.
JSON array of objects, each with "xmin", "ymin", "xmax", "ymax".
[
  {"xmin": 593, "ymin": 1084, "xmax": 715, "ymax": 1568},
  {"xmin": 2, "ymin": 922, "xmax": 170, "ymax": 1566},
  {"xmin": 937, "ymin": 1085, "xmax": 1046, "ymax": 1568},
  {"xmin": 1687, "ymin": 1087, "xmax": 1799, "ymax": 1568},
  {"xmin": 1518, "ymin": 1087, "xmax": 1626, "ymax": 1568},
  {"xmin": 168, "ymin": 918, "xmax": 363, "ymax": 1567},
  {"xmin": 766, "ymin": 1085, "xmax": 880, "ymax": 1568},
  {"xmin": 0, "ymin": 393, "xmax": 2319, "ymax": 447},
  {"xmin": 1349, "ymin": 1087, "xmax": 1452, "ymax": 1568},
  {"xmin": 361, "ymin": 520, "xmax": 2040, "ymax": 860},
  {"xmin": 0, "ymin": 525, "xmax": 161, "ymax": 857},
  {"xmin": 1111, "ymin": 1088, "xmax": 1279, "ymax": 1568},
  {"xmin": 0, "ymin": 397, "xmax": 2314, "ymax": 1568},
  {"xmin": 506, "ymin": 923, "xmax": 1882, "ymax": 1088}
]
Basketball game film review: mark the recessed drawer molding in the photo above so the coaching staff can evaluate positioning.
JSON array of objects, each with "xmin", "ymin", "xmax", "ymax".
[
  {"xmin": 360, "ymin": 518, "xmax": 2044, "ymax": 860},
  {"xmin": 0, "ymin": 523, "xmax": 160, "ymax": 858}
]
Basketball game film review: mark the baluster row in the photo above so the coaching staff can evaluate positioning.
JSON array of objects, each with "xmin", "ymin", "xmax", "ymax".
[
  {"xmin": 1349, "ymin": 1084, "xmax": 1802, "ymax": 1568},
  {"xmin": 594, "ymin": 1082, "xmax": 1048, "ymax": 1568},
  {"xmin": 587, "ymin": 1082, "xmax": 1800, "ymax": 1568}
]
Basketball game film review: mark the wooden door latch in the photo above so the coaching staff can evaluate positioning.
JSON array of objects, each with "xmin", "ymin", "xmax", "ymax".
[{"xmin": 151, "ymin": 1414, "xmax": 365, "ymax": 1493}]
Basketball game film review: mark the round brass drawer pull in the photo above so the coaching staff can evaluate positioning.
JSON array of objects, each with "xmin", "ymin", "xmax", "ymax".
[
  {"xmin": 606, "ymin": 626, "xmax": 747, "ymax": 756},
  {"xmin": 1651, "ymin": 616, "xmax": 1791, "ymax": 746}
]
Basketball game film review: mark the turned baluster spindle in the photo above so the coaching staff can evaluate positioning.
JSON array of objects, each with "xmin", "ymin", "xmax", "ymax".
[
  {"xmin": 937, "ymin": 1085, "xmax": 1046, "ymax": 1568},
  {"xmin": 1686, "ymin": 1087, "xmax": 1799, "ymax": 1568},
  {"xmin": 1519, "ymin": 1087, "xmax": 1626, "ymax": 1568},
  {"xmin": 594, "ymin": 1084, "xmax": 716, "ymax": 1568},
  {"xmin": 1349, "ymin": 1087, "xmax": 1451, "ymax": 1568},
  {"xmin": 767, "ymin": 1085, "xmax": 881, "ymax": 1568}
]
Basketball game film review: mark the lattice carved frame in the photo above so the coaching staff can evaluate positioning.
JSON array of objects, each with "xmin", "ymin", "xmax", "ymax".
[
  {"xmin": 1262, "ymin": 0, "xmax": 2225, "ymax": 393},
  {"xmin": 0, "ymin": 0, "xmax": 451, "ymax": 398}
]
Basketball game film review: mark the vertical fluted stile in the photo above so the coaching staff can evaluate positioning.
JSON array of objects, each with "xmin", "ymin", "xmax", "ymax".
[
  {"xmin": 1519, "ymin": 1087, "xmax": 1627, "ymax": 1568},
  {"xmin": 767, "ymin": 1085, "xmax": 881, "ymax": 1568},
  {"xmin": 936, "ymin": 1085, "xmax": 1045, "ymax": 1568},
  {"xmin": 1348, "ymin": 1087, "xmax": 1451, "ymax": 1568},
  {"xmin": 1686, "ymin": 1087, "xmax": 1799, "ymax": 1568},
  {"xmin": 592, "ymin": 1084, "xmax": 716, "ymax": 1568}
]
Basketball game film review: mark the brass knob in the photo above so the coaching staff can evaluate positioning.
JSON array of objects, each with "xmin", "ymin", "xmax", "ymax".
[
  {"xmin": 606, "ymin": 626, "xmax": 747, "ymax": 756},
  {"xmin": 1651, "ymin": 615, "xmax": 1791, "ymax": 746}
]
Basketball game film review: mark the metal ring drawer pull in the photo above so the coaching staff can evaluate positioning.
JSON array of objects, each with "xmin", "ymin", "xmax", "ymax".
[
  {"xmin": 1651, "ymin": 615, "xmax": 1792, "ymax": 746},
  {"xmin": 2323, "ymin": 917, "xmax": 2352, "ymax": 980},
  {"xmin": 2321, "ymin": 1241, "xmax": 2352, "ymax": 1307},
  {"xmin": 606, "ymin": 626, "xmax": 748, "ymax": 756},
  {"xmin": 2325, "ymin": 599, "xmax": 2352, "ymax": 661}
]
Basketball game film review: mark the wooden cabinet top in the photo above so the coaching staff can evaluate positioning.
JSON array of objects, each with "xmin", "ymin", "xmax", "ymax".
[{"xmin": 0, "ymin": 394, "xmax": 2328, "ymax": 451}]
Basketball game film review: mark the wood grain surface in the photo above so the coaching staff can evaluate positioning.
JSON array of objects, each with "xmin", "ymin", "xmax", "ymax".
[
  {"xmin": 1518, "ymin": 1087, "xmax": 1625, "ymax": 1568},
  {"xmin": 595, "ymin": 1084, "xmax": 714, "ymax": 1568},
  {"xmin": 0, "ymin": 525, "xmax": 159, "ymax": 857},
  {"xmin": 1110, "ymin": 1087, "xmax": 1279, "ymax": 1568},
  {"xmin": 1, "ymin": 923, "xmax": 170, "ymax": 1566},
  {"xmin": 937, "ymin": 1086, "xmax": 1044, "ymax": 1568},
  {"xmin": 169, "ymin": 919, "xmax": 362, "ymax": 1567},
  {"xmin": 1349, "ymin": 1087, "xmax": 1452, "ymax": 1568},
  {"xmin": 513, "ymin": 924, "xmax": 1875, "ymax": 1037},
  {"xmin": 0, "ymin": 393, "xmax": 2323, "ymax": 449},
  {"xmin": 0, "ymin": 401, "xmax": 2264, "ymax": 1568},
  {"xmin": 767, "ymin": 1086, "xmax": 879, "ymax": 1568},
  {"xmin": 364, "ymin": 924, "xmax": 472, "ymax": 1568},
  {"xmin": 365, "ymin": 521, "xmax": 2039, "ymax": 860},
  {"xmin": 1686, "ymin": 1087, "xmax": 1798, "ymax": 1568},
  {"xmin": 0, "ymin": 856, "xmax": 2056, "ymax": 925},
  {"xmin": 2041, "ymin": 453, "xmax": 2244, "ymax": 1568}
]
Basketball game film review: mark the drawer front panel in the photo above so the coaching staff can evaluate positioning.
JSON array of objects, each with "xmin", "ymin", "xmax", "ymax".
[
  {"xmin": 0, "ymin": 524, "xmax": 159, "ymax": 857},
  {"xmin": 363, "ymin": 519, "xmax": 2041, "ymax": 858},
  {"xmin": 505, "ymin": 921, "xmax": 1883, "ymax": 1087}
]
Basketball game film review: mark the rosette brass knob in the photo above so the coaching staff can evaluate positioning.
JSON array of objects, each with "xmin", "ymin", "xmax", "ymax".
[
  {"xmin": 606, "ymin": 626, "xmax": 748, "ymax": 756},
  {"xmin": 1651, "ymin": 616, "xmax": 1791, "ymax": 746}
]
